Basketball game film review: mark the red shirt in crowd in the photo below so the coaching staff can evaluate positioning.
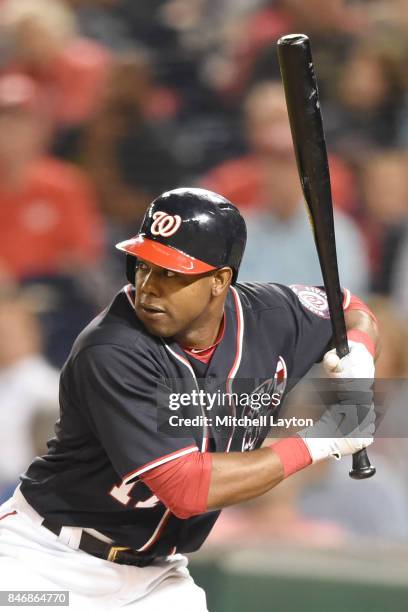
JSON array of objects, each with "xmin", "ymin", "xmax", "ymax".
[
  {"xmin": 5, "ymin": 38, "xmax": 111, "ymax": 128},
  {"xmin": 0, "ymin": 157, "xmax": 104, "ymax": 278},
  {"xmin": 201, "ymin": 153, "xmax": 357, "ymax": 215}
]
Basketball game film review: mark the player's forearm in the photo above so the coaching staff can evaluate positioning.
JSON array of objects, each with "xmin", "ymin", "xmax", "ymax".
[
  {"xmin": 142, "ymin": 442, "xmax": 307, "ymax": 518},
  {"xmin": 206, "ymin": 447, "xmax": 285, "ymax": 510},
  {"xmin": 344, "ymin": 308, "xmax": 380, "ymax": 361}
]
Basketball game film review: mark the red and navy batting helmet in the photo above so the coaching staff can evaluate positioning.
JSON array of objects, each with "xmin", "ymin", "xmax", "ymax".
[{"xmin": 116, "ymin": 187, "xmax": 247, "ymax": 285}]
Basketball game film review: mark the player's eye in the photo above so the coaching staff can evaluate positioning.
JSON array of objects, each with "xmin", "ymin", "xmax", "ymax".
[
  {"xmin": 137, "ymin": 261, "xmax": 149, "ymax": 272},
  {"xmin": 137, "ymin": 262, "xmax": 175, "ymax": 278}
]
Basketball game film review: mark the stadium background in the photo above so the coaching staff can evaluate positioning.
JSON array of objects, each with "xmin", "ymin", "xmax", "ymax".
[{"xmin": 0, "ymin": 1, "xmax": 407, "ymax": 609}]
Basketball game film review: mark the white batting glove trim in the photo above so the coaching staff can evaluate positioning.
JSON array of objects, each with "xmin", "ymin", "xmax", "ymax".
[{"xmin": 301, "ymin": 436, "xmax": 374, "ymax": 463}]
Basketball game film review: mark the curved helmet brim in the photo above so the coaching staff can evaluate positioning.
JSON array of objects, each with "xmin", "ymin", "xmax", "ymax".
[{"xmin": 115, "ymin": 235, "xmax": 216, "ymax": 275}]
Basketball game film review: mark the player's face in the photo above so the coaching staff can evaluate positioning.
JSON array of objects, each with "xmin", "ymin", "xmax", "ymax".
[{"xmin": 134, "ymin": 260, "xmax": 225, "ymax": 339}]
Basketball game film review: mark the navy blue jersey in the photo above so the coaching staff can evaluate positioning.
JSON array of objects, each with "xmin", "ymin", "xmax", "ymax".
[{"xmin": 21, "ymin": 282, "xmax": 333, "ymax": 555}]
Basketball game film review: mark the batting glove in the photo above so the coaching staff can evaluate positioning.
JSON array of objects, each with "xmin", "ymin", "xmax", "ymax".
[{"xmin": 299, "ymin": 339, "xmax": 375, "ymax": 463}]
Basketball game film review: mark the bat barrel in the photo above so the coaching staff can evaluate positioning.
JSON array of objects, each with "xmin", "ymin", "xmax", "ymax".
[{"xmin": 277, "ymin": 33, "xmax": 348, "ymax": 355}]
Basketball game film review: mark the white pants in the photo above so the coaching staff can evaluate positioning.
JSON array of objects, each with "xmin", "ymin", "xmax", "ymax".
[{"xmin": 0, "ymin": 488, "xmax": 208, "ymax": 611}]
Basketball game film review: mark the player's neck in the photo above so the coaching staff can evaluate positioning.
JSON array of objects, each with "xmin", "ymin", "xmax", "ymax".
[{"xmin": 173, "ymin": 303, "xmax": 225, "ymax": 351}]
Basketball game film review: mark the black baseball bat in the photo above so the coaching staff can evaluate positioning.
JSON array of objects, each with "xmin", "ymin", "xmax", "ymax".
[{"xmin": 277, "ymin": 33, "xmax": 375, "ymax": 479}]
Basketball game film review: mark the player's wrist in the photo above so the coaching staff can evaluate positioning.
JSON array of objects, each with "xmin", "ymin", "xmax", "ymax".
[
  {"xmin": 347, "ymin": 330, "xmax": 375, "ymax": 359},
  {"xmin": 270, "ymin": 435, "xmax": 349, "ymax": 468},
  {"xmin": 299, "ymin": 437, "xmax": 341, "ymax": 463},
  {"xmin": 269, "ymin": 437, "xmax": 312, "ymax": 478}
]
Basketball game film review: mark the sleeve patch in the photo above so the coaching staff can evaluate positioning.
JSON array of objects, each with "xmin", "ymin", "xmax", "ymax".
[{"xmin": 289, "ymin": 285, "xmax": 330, "ymax": 319}]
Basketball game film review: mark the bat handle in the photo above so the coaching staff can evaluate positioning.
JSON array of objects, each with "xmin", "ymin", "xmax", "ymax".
[
  {"xmin": 350, "ymin": 449, "xmax": 376, "ymax": 479},
  {"xmin": 335, "ymin": 340, "xmax": 376, "ymax": 480}
]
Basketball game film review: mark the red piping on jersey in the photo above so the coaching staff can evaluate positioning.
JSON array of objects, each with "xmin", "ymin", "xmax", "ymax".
[
  {"xmin": 0, "ymin": 511, "xmax": 17, "ymax": 521},
  {"xmin": 137, "ymin": 508, "xmax": 172, "ymax": 552},
  {"xmin": 123, "ymin": 444, "xmax": 199, "ymax": 484},
  {"xmin": 164, "ymin": 344, "xmax": 209, "ymax": 452},
  {"xmin": 165, "ymin": 345, "xmax": 198, "ymax": 372},
  {"xmin": 277, "ymin": 355, "xmax": 288, "ymax": 384},
  {"xmin": 225, "ymin": 286, "xmax": 244, "ymax": 452},
  {"xmin": 228, "ymin": 287, "xmax": 243, "ymax": 380}
]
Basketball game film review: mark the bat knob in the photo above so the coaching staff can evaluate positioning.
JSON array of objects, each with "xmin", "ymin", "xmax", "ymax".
[
  {"xmin": 277, "ymin": 33, "xmax": 309, "ymax": 47},
  {"xmin": 349, "ymin": 448, "xmax": 376, "ymax": 480}
]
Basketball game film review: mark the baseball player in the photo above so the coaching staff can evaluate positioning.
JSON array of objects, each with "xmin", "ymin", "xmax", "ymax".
[{"xmin": 0, "ymin": 188, "xmax": 378, "ymax": 611}]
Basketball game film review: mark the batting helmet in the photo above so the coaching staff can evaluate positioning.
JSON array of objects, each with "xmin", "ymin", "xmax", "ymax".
[{"xmin": 116, "ymin": 187, "xmax": 247, "ymax": 285}]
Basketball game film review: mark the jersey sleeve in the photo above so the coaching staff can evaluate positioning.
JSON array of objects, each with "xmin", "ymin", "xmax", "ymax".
[
  {"xmin": 66, "ymin": 344, "xmax": 199, "ymax": 483},
  {"xmin": 273, "ymin": 283, "xmax": 335, "ymax": 379}
]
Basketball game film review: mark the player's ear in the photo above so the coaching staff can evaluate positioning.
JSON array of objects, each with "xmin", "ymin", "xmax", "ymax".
[{"xmin": 211, "ymin": 268, "xmax": 232, "ymax": 297}]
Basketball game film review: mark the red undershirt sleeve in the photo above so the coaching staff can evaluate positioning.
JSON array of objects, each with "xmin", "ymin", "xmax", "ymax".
[{"xmin": 140, "ymin": 451, "xmax": 213, "ymax": 519}]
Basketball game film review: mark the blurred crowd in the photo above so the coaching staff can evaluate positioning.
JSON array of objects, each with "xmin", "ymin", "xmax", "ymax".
[{"xmin": 1, "ymin": 0, "xmax": 408, "ymax": 547}]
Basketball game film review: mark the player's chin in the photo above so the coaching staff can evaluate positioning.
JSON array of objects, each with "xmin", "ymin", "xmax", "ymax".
[{"xmin": 136, "ymin": 311, "xmax": 175, "ymax": 337}]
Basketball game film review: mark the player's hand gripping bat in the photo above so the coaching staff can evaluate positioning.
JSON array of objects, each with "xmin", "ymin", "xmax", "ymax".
[{"xmin": 277, "ymin": 33, "xmax": 375, "ymax": 479}]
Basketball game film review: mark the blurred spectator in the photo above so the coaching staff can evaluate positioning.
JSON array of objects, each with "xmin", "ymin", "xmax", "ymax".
[
  {"xmin": 1, "ymin": 0, "xmax": 111, "ymax": 157},
  {"xmin": 239, "ymin": 201, "xmax": 367, "ymax": 291},
  {"xmin": 0, "ymin": 285, "xmax": 59, "ymax": 503},
  {"xmin": 203, "ymin": 0, "xmax": 363, "ymax": 102},
  {"xmin": 68, "ymin": 1, "xmax": 246, "ymax": 177},
  {"xmin": 392, "ymin": 229, "xmax": 408, "ymax": 316},
  {"xmin": 202, "ymin": 80, "xmax": 357, "ymax": 214},
  {"xmin": 379, "ymin": 153, "xmax": 408, "ymax": 301},
  {"xmin": 368, "ymin": 296, "xmax": 408, "ymax": 379},
  {"xmin": 365, "ymin": 297, "xmax": 408, "ymax": 486},
  {"xmin": 105, "ymin": 1, "xmax": 246, "ymax": 176},
  {"xmin": 327, "ymin": 34, "xmax": 407, "ymax": 154},
  {"xmin": 80, "ymin": 52, "xmax": 185, "ymax": 300},
  {"xmin": 0, "ymin": 73, "xmax": 103, "ymax": 280},
  {"xmin": 82, "ymin": 51, "xmax": 184, "ymax": 220},
  {"xmin": 360, "ymin": 150, "xmax": 408, "ymax": 225},
  {"xmin": 202, "ymin": 81, "xmax": 368, "ymax": 293},
  {"xmin": 67, "ymin": 0, "xmax": 136, "ymax": 52},
  {"xmin": 357, "ymin": 149, "xmax": 408, "ymax": 293},
  {"xmin": 366, "ymin": 0, "xmax": 408, "ymax": 34},
  {"xmin": 0, "ymin": 72, "xmax": 105, "ymax": 365}
]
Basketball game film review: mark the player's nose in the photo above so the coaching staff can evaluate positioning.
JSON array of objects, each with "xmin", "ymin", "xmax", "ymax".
[{"xmin": 140, "ymin": 269, "xmax": 161, "ymax": 297}]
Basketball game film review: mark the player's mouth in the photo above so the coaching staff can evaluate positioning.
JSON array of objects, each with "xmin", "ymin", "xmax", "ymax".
[{"xmin": 138, "ymin": 302, "xmax": 167, "ymax": 317}]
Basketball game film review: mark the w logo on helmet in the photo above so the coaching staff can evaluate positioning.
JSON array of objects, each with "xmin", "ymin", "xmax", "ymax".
[{"xmin": 150, "ymin": 211, "xmax": 182, "ymax": 237}]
